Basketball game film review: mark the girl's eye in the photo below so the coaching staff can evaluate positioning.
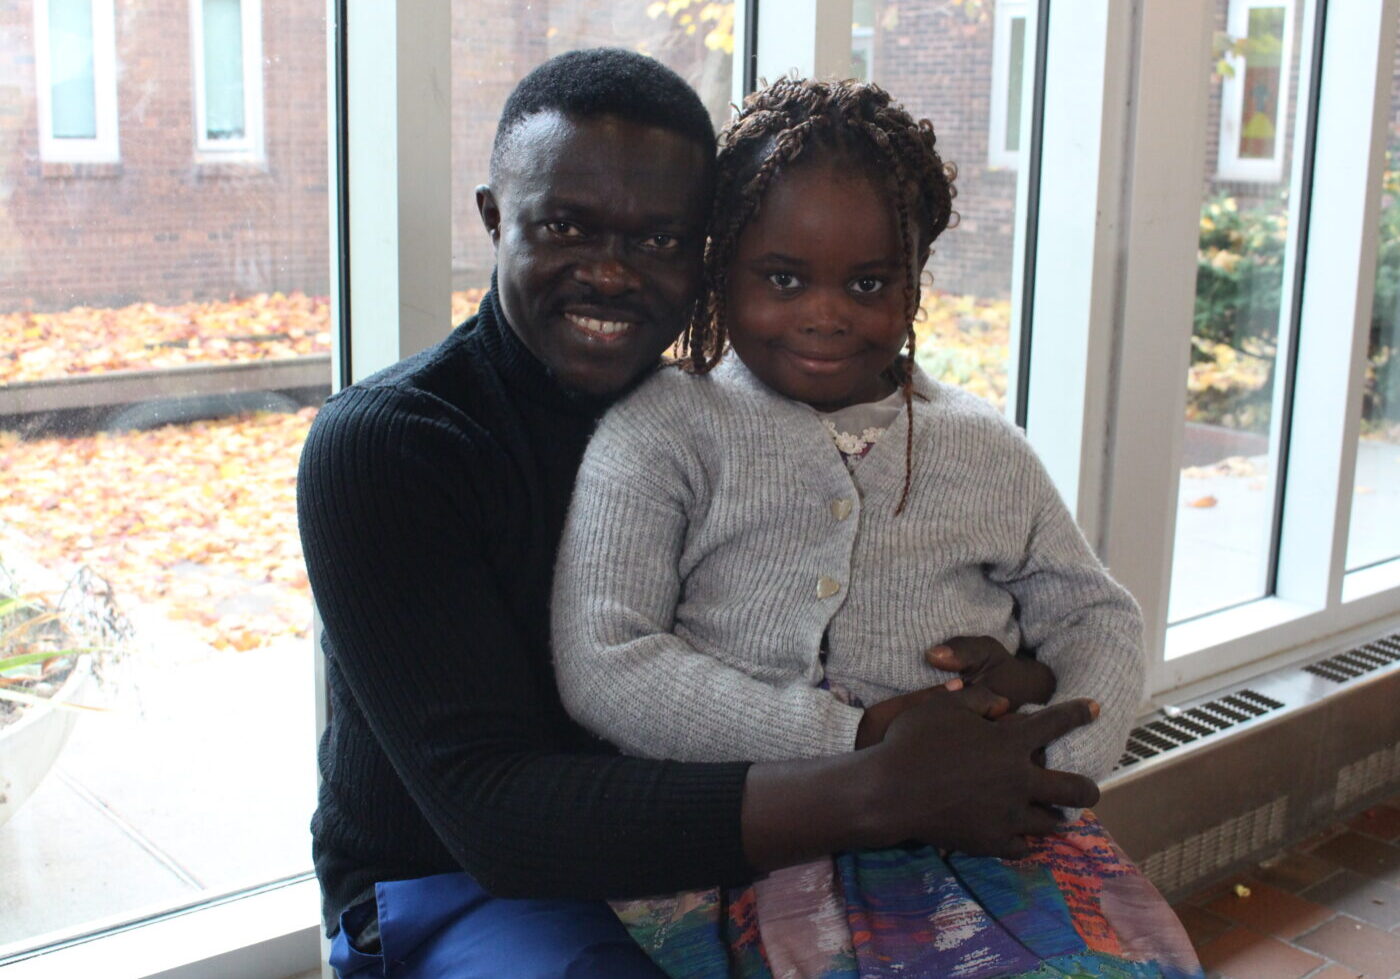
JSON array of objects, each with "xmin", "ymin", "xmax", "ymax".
[
  {"xmin": 545, "ymin": 221, "xmax": 584, "ymax": 238},
  {"xmin": 851, "ymin": 276, "xmax": 885, "ymax": 295},
  {"xmin": 768, "ymin": 272, "xmax": 801, "ymax": 290},
  {"xmin": 642, "ymin": 233, "xmax": 680, "ymax": 251}
]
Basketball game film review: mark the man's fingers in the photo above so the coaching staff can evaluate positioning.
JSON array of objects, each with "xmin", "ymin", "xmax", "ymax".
[
  {"xmin": 1020, "ymin": 804, "xmax": 1062, "ymax": 838},
  {"xmin": 1029, "ymin": 767, "xmax": 1101, "ymax": 811},
  {"xmin": 1019, "ymin": 697, "xmax": 1099, "ymax": 746},
  {"xmin": 948, "ymin": 683, "xmax": 1010, "ymax": 719}
]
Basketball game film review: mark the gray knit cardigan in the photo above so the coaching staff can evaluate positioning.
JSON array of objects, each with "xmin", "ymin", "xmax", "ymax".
[{"xmin": 551, "ymin": 354, "xmax": 1144, "ymax": 781}]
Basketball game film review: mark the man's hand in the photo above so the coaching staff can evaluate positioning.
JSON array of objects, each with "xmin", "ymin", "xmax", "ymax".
[
  {"xmin": 741, "ymin": 689, "xmax": 1100, "ymax": 869},
  {"xmin": 862, "ymin": 690, "xmax": 1099, "ymax": 858},
  {"xmin": 855, "ymin": 677, "xmax": 1009, "ymax": 749},
  {"xmin": 925, "ymin": 635, "xmax": 1056, "ymax": 710}
]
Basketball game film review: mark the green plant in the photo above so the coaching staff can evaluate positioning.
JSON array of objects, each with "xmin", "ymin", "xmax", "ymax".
[
  {"xmin": 1191, "ymin": 166, "xmax": 1400, "ymax": 433},
  {"xmin": 0, "ymin": 562, "xmax": 130, "ymax": 721}
]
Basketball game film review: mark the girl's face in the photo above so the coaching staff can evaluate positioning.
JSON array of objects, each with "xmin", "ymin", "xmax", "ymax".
[{"xmin": 725, "ymin": 161, "xmax": 914, "ymax": 412}]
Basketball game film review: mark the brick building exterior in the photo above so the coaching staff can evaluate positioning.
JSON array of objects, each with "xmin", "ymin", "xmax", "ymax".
[
  {"xmin": 6, "ymin": 0, "xmax": 1377, "ymax": 314},
  {"xmin": 0, "ymin": 0, "xmax": 329, "ymax": 312}
]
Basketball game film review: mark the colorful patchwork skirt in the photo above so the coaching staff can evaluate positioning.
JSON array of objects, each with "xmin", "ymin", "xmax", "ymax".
[{"xmin": 614, "ymin": 812, "xmax": 1203, "ymax": 978}]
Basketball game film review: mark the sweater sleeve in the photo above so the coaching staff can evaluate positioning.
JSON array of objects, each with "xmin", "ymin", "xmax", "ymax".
[
  {"xmin": 552, "ymin": 395, "xmax": 864, "ymax": 763},
  {"xmin": 988, "ymin": 439, "xmax": 1146, "ymax": 783},
  {"xmin": 298, "ymin": 385, "xmax": 754, "ymax": 900}
]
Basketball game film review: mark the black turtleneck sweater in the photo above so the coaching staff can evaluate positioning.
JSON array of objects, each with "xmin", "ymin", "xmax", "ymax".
[{"xmin": 297, "ymin": 290, "xmax": 754, "ymax": 934}]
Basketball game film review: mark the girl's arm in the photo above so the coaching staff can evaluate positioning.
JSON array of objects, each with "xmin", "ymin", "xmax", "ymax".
[
  {"xmin": 552, "ymin": 426, "xmax": 863, "ymax": 763},
  {"xmin": 990, "ymin": 453, "xmax": 1146, "ymax": 782}
]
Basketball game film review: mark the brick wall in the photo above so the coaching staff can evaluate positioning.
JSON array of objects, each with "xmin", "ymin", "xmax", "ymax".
[
  {"xmin": 0, "ymin": 0, "xmax": 328, "ymax": 312},
  {"xmin": 6, "ymin": 0, "xmax": 1393, "ymax": 314}
]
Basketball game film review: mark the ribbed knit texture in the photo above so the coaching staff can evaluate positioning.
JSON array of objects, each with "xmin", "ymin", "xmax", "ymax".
[
  {"xmin": 297, "ymin": 290, "xmax": 752, "ymax": 936},
  {"xmin": 553, "ymin": 354, "xmax": 1145, "ymax": 779}
]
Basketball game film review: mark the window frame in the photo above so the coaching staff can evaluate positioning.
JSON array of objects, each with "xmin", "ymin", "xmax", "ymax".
[
  {"xmin": 1216, "ymin": 0, "xmax": 1297, "ymax": 183},
  {"xmin": 32, "ymin": 0, "xmax": 120, "ymax": 164},
  {"xmin": 190, "ymin": 0, "xmax": 266, "ymax": 160},
  {"xmin": 1093, "ymin": 0, "xmax": 1400, "ymax": 698}
]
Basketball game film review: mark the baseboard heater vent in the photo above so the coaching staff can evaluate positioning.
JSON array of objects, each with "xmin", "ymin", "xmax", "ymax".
[
  {"xmin": 1115, "ymin": 689, "xmax": 1284, "ymax": 771},
  {"xmin": 1139, "ymin": 797, "xmax": 1288, "ymax": 897},
  {"xmin": 1304, "ymin": 632, "xmax": 1400, "ymax": 683}
]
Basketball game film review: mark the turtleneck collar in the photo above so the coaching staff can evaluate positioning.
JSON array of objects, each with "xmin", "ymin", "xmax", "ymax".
[{"xmin": 472, "ymin": 277, "xmax": 618, "ymax": 420}]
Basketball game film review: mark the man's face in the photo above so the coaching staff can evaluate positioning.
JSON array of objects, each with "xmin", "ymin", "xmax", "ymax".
[{"xmin": 477, "ymin": 112, "xmax": 710, "ymax": 397}]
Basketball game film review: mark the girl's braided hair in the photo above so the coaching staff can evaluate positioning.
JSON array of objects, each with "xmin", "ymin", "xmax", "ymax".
[{"xmin": 680, "ymin": 77, "xmax": 957, "ymax": 513}]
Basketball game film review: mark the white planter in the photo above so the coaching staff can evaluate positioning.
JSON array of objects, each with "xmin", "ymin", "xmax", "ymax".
[{"xmin": 0, "ymin": 662, "xmax": 90, "ymax": 828}]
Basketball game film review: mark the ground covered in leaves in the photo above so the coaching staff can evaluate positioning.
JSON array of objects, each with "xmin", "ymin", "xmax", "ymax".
[{"xmin": 0, "ymin": 288, "xmax": 1357, "ymax": 655}]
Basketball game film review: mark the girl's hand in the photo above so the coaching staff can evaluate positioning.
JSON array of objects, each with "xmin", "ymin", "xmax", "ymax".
[{"xmin": 925, "ymin": 635, "xmax": 1056, "ymax": 710}]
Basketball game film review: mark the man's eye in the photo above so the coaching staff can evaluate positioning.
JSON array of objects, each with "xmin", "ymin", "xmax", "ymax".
[
  {"xmin": 545, "ymin": 221, "xmax": 583, "ymax": 238},
  {"xmin": 768, "ymin": 272, "xmax": 801, "ymax": 290},
  {"xmin": 641, "ymin": 233, "xmax": 680, "ymax": 251},
  {"xmin": 851, "ymin": 276, "xmax": 885, "ymax": 295}
]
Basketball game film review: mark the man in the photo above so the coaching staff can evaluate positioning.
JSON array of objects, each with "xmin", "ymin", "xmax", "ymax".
[{"xmin": 298, "ymin": 48, "xmax": 1100, "ymax": 978}]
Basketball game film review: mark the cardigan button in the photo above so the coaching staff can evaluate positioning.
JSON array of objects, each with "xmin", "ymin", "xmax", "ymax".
[
  {"xmin": 830, "ymin": 498, "xmax": 853, "ymax": 521},
  {"xmin": 816, "ymin": 576, "xmax": 841, "ymax": 599}
]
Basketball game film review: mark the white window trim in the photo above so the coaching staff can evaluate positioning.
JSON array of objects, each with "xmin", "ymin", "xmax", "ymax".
[
  {"xmin": 32, "ymin": 0, "xmax": 120, "ymax": 164},
  {"xmin": 988, "ymin": 0, "xmax": 1030, "ymax": 169},
  {"xmin": 190, "ymin": 0, "xmax": 266, "ymax": 161},
  {"xmin": 1216, "ymin": 0, "xmax": 1296, "ymax": 183}
]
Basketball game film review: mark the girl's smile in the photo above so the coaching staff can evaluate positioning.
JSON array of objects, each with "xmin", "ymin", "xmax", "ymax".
[{"xmin": 724, "ymin": 160, "xmax": 919, "ymax": 412}]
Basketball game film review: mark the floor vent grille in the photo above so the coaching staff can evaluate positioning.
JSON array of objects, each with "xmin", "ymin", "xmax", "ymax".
[
  {"xmin": 1304, "ymin": 633, "xmax": 1400, "ymax": 683},
  {"xmin": 1335, "ymin": 742, "xmax": 1400, "ymax": 811},
  {"xmin": 1115, "ymin": 688, "xmax": 1284, "ymax": 770},
  {"xmin": 1140, "ymin": 797, "xmax": 1288, "ymax": 896}
]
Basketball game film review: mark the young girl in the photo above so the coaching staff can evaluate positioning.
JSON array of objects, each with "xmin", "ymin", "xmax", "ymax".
[{"xmin": 552, "ymin": 78, "xmax": 1201, "ymax": 979}]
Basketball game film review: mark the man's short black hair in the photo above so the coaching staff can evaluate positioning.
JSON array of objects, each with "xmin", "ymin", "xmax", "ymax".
[{"xmin": 490, "ymin": 48, "xmax": 716, "ymax": 181}]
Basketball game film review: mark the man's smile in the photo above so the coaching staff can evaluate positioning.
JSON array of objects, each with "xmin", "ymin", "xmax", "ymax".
[{"xmin": 564, "ymin": 311, "xmax": 636, "ymax": 339}]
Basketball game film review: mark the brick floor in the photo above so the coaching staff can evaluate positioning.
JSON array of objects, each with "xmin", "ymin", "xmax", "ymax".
[{"xmin": 1173, "ymin": 798, "xmax": 1400, "ymax": 979}]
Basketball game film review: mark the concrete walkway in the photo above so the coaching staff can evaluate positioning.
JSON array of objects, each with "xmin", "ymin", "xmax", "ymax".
[{"xmin": 0, "ymin": 620, "xmax": 317, "ymax": 953}]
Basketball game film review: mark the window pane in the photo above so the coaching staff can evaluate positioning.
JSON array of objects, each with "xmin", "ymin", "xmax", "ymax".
[
  {"xmin": 49, "ymin": 0, "xmax": 97, "ymax": 139},
  {"xmin": 864, "ymin": 0, "xmax": 1039, "ymax": 412},
  {"xmin": 202, "ymin": 0, "xmax": 247, "ymax": 140},
  {"xmin": 1169, "ymin": 0, "xmax": 1303, "ymax": 623},
  {"xmin": 1346, "ymin": 22, "xmax": 1400, "ymax": 573},
  {"xmin": 451, "ymin": 1, "xmax": 735, "ymax": 315},
  {"xmin": 0, "ymin": 2, "xmax": 325, "ymax": 951}
]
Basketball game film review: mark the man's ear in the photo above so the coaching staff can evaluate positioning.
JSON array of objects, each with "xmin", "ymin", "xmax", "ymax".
[{"xmin": 476, "ymin": 185, "xmax": 501, "ymax": 248}]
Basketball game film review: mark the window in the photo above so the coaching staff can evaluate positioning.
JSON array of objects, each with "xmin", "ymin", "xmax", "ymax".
[
  {"xmin": 192, "ymin": 0, "xmax": 264, "ymax": 158},
  {"xmin": 988, "ymin": 0, "xmax": 1030, "ymax": 170},
  {"xmin": 1217, "ymin": 0, "xmax": 1295, "ymax": 183},
  {"xmin": 854, "ymin": 0, "xmax": 1041, "ymax": 417},
  {"xmin": 33, "ymin": 0, "xmax": 119, "ymax": 163},
  {"xmin": 1, "ymin": 0, "xmax": 325, "ymax": 964},
  {"xmin": 850, "ymin": 0, "xmax": 875, "ymax": 82}
]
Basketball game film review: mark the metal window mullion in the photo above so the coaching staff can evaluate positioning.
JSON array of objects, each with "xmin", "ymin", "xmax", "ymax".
[
  {"xmin": 1022, "ymin": 0, "xmax": 1133, "ymax": 552},
  {"xmin": 343, "ymin": 0, "xmax": 450, "ymax": 382},
  {"xmin": 1102, "ymin": 0, "xmax": 1216, "ymax": 693},
  {"xmin": 1274, "ymin": 0, "xmax": 1399, "ymax": 606}
]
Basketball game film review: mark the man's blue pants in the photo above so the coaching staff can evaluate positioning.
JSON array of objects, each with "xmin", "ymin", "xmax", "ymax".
[{"xmin": 327, "ymin": 871, "xmax": 668, "ymax": 978}]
